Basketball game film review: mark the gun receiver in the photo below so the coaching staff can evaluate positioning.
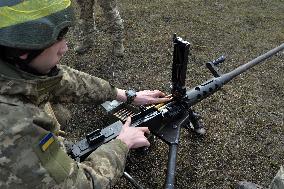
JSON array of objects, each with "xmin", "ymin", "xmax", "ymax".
[{"xmin": 69, "ymin": 35, "xmax": 284, "ymax": 188}]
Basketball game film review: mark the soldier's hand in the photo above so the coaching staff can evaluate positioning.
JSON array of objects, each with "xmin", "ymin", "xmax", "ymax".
[
  {"xmin": 117, "ymin": 117, "xmax": 150, "ymax": 149},
  {"xmin": 133, "ymin": 90, "xmax": 170, "ymax": 105}
]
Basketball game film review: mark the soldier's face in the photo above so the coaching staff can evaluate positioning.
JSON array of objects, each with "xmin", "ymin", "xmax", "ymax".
[{"xmin": 27, "ymin": 39, "xmax": 68, "ymax": 74}]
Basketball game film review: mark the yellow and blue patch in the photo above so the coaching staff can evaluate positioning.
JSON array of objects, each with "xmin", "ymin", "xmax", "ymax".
[{"xmin": 39, "ymin": 132, "xmax": 55, "ymax": 152}]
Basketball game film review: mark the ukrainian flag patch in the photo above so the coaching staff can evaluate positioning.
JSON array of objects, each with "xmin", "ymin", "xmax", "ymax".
[{"xmin": 39, "ymin": 133, "xmax": 55, "ymax": 152}]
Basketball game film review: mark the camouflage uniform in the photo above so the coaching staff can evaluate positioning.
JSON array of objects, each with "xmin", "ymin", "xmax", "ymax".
[
  {"xmin": 75, "ymin": 0, "xmax": 124, "ymax": 56},
  {"xmin": 0, "ymin": 59, "xmax": 129, "ymax": 189}
]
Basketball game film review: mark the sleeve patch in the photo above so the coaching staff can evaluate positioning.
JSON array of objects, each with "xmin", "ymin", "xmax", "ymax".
[{"xmin": 39, "ymin": 132, "xmax": 55, "ymax": 151}]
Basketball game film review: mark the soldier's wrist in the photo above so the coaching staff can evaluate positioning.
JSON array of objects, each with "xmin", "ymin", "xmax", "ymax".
[
  {"xmin": 125, "ymin": 89, "xmax": 137, "ymax": 104},
  {"xmin": 116, "ymin": 89, "xmax": 137, "ymax": 104},
  {"xmin": 116, "ymin": 89, "xmax": 127, "ymax": 102}
]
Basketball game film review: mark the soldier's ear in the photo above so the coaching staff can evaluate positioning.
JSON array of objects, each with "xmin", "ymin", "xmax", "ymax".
[{"xmin": 19, "ymin": 53, "xmax": 29, "ymax": 60}]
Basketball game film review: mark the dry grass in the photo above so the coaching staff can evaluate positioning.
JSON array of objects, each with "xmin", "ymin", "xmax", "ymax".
[{"xmin": 62, "ymin": 0, "xmax": 284, "ymax": 188}]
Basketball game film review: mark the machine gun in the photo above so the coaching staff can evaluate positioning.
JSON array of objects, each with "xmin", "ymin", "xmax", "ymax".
[{"xmin": 68, "ymin": 34, "xmax": 284, "ymax": 189}]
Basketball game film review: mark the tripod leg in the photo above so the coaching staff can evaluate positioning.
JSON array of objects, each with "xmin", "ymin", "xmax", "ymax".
[{"xmin": 164, "ymin": 144, "xmax": 178, "ymax": 189}]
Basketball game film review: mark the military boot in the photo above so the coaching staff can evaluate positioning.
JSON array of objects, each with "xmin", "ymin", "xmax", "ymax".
[
  {"xmin": 112, "ymin": 41, "xmax": 124, "ymax": 57},
  {"xmin": 74, "ymin": 19, "xmax": 94, "ymax": 54},
  {"xmin": 236, "ymin": 181, "xmax": 264, "ymax": 189},
  {"xmin": 74, "ymin": 39, "xmax": 93, "ymax": 54}
]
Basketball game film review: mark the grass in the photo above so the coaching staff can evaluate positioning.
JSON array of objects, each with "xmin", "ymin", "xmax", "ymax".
[{"xmin": 63, "ymin": 0, "xmax": 284, "ymax": 188}]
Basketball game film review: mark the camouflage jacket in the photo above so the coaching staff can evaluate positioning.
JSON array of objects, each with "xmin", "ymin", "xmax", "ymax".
[{"xmin": 0, "ymin": 60, "xmax": 129, "ymax": 189}]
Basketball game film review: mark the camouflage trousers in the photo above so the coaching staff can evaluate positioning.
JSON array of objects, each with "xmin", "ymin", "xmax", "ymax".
[{"xmin": 75, "ymin": 0, "xmax": 124, "ymax": 55}]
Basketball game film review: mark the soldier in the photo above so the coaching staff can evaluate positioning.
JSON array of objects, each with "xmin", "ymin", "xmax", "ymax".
[
  {"xmin": 0, "ymin": 0, "xmax": 169, "ymax": 188},
  {"xmin": 74, "ymin": 0, "xmax": 125, "ymax": 57}
]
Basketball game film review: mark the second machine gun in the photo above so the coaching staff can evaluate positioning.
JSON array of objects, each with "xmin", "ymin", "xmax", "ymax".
[{"xmin": 69, "ymin": 34, "xmax": 284, "ymax": 189}]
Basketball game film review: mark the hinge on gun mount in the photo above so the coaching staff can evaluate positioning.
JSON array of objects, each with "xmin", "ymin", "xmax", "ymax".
[{"xmin": 206, "ymin": 55, "xmax": 226, "ymax": 77}]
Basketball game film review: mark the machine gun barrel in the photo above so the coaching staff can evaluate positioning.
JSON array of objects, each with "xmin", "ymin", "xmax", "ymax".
[
  {"xmin": 222, "ymin": 43, "xmax": 284, "ymax": 84},
  {"xmin": 185, "ymin": 43, "xmax": 284, "ymax": 107}
]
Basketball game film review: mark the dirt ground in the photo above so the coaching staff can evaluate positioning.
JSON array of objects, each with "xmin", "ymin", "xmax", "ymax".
[{"xmin": 61, "ymin": 0, "xmax": 284, "ymax": 188}]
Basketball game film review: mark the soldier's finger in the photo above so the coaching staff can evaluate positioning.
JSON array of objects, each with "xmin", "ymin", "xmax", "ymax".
[
  {"xmin": 150, "ymin": 90, "xmax": 165, "ymax": 97},
  {"xmin": 143, "ymin": 139, "xmax": 150, "ymax": 147},
  {"xmin": 139, "ymin": 127, "xmax": 150, "ymax": 134},
  {"xmin": 153, "ymin": 97, "xmax": 171, "ymax": 104},
  {"xmin": 124, "ymin": 117, "xmax": 131, "ymax": 127}
]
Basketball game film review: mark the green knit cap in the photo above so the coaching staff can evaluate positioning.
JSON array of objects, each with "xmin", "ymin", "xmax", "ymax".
[{"xmin": 0, "ymin": 0, "xmax": 75, "ymax": 50}]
